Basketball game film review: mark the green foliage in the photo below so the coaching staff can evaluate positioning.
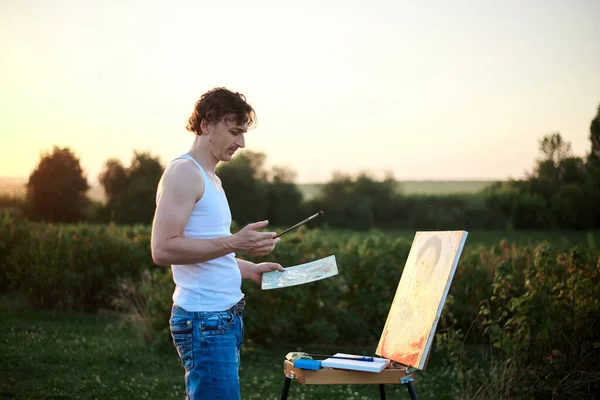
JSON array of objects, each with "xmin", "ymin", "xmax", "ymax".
[
  {"xmin": 0, "ymin": 194, "xmax": 26, "ymax": 218},
  {"xmin": 471, "ymin": 241, "xmax": 600, "ymax": 398},
  {"xmin": 310, "ymin": 172, "xmax": 399, "ymax": 230},
  {"xmin": 98, "ymin": 151, "xmax": 164, "ymax": 224},
  {"xmin": 26, "ymin": 146, "xmax": 90, "ymax": 222},
  {"xmin": 484, "ymin": 114, "xmax": 600, "ymax": 230},
  {"xmin": 537, "ymin": 132, "xmax": 572, "ymax": 168},
  {"xmin": 396, "ymin": 193, "xmax": 504, "ymax": 231},
  {"xmin": 217, "ymin": 150, "xmax": 268, "ymax": 225},
  {"xmin": 0, "ymin": 213, "xmax": 154, "ymax": 311},
  {"xmin": 309, "ymin": 173, "xmax": 507, "ymax": 231},
  {"xmin": 217, "ymin": 150, "xmax": 305, "ymax": 226},
  {"xmin": 239, "ymin": 229, "xmax": 411, "ymax": 345},
  {"xmin": 14, "ymin": 108, "xmax": 600, "ymax": 232},
  {"xmin": 98, "ymin": 152, "xmax": 164, "ymax": 224},
  {"xmin": 2, "ymin": 214, "xmax": 600, "ymax": 396},
  {"xmin": 111, "ymin": 268, "xmax": 174, "ymax": 344},
  {"xmin": 264, "ymin": 166, "xmax": 306, "ymax": 225},
  {"xmin": 300, "ymin": 106, "xmax": 600, "ymax": 232},
  {"xmin": 589, "ymin": 104, "xmax": 600, "ymax": 167}
]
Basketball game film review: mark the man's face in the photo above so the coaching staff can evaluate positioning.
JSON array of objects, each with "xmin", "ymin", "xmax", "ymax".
[{"xmin": 203, "ymin": 114, "xmax": 248, "ymax": 162}]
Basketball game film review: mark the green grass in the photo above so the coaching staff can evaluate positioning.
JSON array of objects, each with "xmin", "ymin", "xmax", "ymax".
[{"xmin": 0, "ymin": 297, "xmax": 456, "ymax": 400}]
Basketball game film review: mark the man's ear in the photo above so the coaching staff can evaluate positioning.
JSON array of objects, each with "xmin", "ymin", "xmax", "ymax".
[{"xmin": 200, "ymin": 118, "xmax": 211, "ymax": 135}]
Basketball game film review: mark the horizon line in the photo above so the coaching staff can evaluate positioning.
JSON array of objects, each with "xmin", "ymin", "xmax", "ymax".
[{"xmin": 0, "ymin": 175, "xmax": 514, "ymax": 184}]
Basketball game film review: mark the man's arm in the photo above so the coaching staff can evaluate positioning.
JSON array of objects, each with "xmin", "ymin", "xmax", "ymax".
[
  {"xmin": 151, "ymin": 161, "xmax": 279, "ymax": 266},
  {"xmin": 236, "ymin": 258, "xmax": 285, "ymax": 284}
]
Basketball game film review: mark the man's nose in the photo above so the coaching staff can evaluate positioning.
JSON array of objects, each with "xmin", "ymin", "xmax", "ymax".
[{"xmin": 237, "ymin": 134, "xmax": 245, "ymax": 148}]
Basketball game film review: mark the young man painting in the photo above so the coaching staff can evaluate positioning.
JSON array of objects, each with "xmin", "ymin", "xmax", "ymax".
[{"xmin": 151, "ymin": 87, "xmax": 283, "ymax": 399}]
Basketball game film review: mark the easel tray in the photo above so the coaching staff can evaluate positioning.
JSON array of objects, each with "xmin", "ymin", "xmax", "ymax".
[{"xmin": 283, "ymin": 360, "xmax": 413, "ymax": 385}]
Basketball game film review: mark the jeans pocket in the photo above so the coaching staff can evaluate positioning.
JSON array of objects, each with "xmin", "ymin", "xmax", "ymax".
[
  {"xmin": 200, "ymin": 311, "xmax": 235, "ymax": 336},
  {"xmin": 170, "ymin": 318, "xmax": 194, "ymax": 370}
]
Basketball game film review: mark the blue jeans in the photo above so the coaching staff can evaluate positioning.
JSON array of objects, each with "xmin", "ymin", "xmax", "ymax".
[{"xmin": 170, "ymin": 300, "xmax": 245, "ymax": 400}]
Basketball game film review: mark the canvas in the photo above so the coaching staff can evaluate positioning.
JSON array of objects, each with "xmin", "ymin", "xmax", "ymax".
[{"xmin": 375, "ymin": 231, "xmax": 468, "ymax": 370}]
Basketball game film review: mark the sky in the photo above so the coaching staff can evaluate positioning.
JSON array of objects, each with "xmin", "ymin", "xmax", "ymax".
[{"xmin": 1, "ymin": 0, "xmax": 599, "ymax": 184}]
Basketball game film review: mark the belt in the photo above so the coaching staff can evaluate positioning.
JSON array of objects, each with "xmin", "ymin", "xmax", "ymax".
[
  {"xmin": 229, "ymin": 298, "xmax": 246, "ymax": 314},
  {"xmin": 172, "ymin": 298, "xmax": 246, "ymax": 316}
]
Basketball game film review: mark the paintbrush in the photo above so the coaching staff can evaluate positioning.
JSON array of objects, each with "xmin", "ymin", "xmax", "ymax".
[
  {"xmin": 274, "ymin": 211, "xmax": 324, "ymax": 238},
  {"xmin": 307, "ymin": 353, "xmax": 374, "ymax": 362}
]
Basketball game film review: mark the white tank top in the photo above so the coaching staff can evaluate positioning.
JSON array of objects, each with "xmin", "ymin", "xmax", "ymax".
[{"xmin": 169, "ymin": 154, "xmax": 243, "ymax": 312}]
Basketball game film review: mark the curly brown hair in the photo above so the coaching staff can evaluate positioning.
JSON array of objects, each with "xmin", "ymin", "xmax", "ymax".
[{"xmin": 185, "ymin": 87, "xmax": 256, "ymax": 135}]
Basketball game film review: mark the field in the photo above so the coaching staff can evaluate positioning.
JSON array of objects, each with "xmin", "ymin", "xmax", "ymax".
[
  {"xmin": 1, "ymin": 209, "xmax": 598, "ymax": 399},
  {"xmin": 384, "ymin": 229, "xmax": 599, "ymax": 250},
  {"xmin": 0, "ymin": 177, "xmax": 27, "ymax": 197},
  {"xmin": 0, "ymin": 296, "xmax": 454, "ymax": 400},
  {"xmin": 0, "ymin": 177, "xmax": 106, "ymax": 202},
  {"xmin": 298, "ymin": 180, "xmax": 496, "ymax": 200},
  {"xmin": 1, "ymin": 177, "xmax": 496, "ymax": 204}
]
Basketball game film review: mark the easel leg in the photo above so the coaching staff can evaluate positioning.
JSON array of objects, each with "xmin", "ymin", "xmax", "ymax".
[
  {"xmin": 379, "ymin": 384, "xmax": 387, "ymax": 400},
  {"xmin": 401, "ymin": 376, "xmax": 418, "ymax": 400},
  {"xmin": 280, "ymin": 377, "xmax": 292, "ymax": 400},
  {"xmin": 405, "ymin": 381, "xmax": 418, "ymax": 400}
]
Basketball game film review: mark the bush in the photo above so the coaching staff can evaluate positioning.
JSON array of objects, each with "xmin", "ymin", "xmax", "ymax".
[
  {"xmin": 2, "ymin": 215, "xmax": 599, "ymax": 397},
  {"xmin": 0, "ymin": 212, "xmax": 154, "ymax": 311},
  {"xmin": 454, "ymin": 241, "xmax": 600, "ymax": 398}
]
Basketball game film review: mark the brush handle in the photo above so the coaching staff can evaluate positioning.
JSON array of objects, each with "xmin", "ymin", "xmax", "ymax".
[
  {"xmin": 309, "ymin": 354, "xmax": 374, "ymax": 362},
  {"xmin": 274, "ymin": 211, "xmax": 323, "ymax": 238},
  {"xmin": 328, "ymin": 356, "xmax": 374, "ymax": 362}
]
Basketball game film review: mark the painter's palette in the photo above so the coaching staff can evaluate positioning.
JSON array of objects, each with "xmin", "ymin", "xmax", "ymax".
[
  {"xmin": 375, "ymin": 231, "xmax": 468, "ymax": 370},
  {"xmin": 262, "ymin": 255, "xmax": 338, "ymax": 290}
]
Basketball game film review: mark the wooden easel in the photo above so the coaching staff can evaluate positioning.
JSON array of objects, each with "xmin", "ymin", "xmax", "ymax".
[{"xmin": 278, "ymin": 231, "xmax": 468, "ymax": 400}]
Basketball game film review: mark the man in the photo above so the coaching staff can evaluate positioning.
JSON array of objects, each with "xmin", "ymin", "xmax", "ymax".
[{"xmin": 151, "ymin": 87, "xmax": 284, "ymax": 399}]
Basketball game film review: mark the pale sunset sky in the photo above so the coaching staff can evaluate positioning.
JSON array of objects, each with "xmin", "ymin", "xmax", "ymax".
[{"xmin": 1, "ymin": 0, "xmax": 599, "ymax": 184}]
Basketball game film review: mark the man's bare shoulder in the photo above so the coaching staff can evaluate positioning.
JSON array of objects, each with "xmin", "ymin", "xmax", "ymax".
[
  {"xmin": 164, "ymin": 158, "xmax": 203, "ymax": 178},
  {"xmin": 159, "ymin": 159, "xmax": 205, "ymax": 201}
]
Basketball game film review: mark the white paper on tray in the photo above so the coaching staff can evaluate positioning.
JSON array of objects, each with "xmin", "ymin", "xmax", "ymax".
[
  {"xmin": 261, "ymin": 255, "xmax": 338, "ymax": 290},
  {"xmin": 322, "ymin": 353, "xmax": 391, "ymax": 373}
]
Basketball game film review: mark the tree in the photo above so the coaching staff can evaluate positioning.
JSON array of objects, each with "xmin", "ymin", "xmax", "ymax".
[
  {"xmin": 98, "ymin": 151, "xmax": 164, "ymax": 224},
  {"xmin": 589, "ymin": 104, "xmax": 600, "ymax": 167},
  {"xmin": 216, "ymin": 151, "xmax": 305, "ymax": 227},
  {"xmin": 314, "ymin": 171, "xmax": 399, "ymax": 230},
  {"xmin": 485, "ymin": 127, "xmax": 598, "ymax": 230},
  {"xmin": 585, "ymin": 104, "xmax": 600, "ymax": 227},
  {"xmin": 265, "ymin": 166, "xmax": 305, "ymax": 226},
  {"xmin": 26, "ymin": 146, "xmax": 90, "ymax": 222},
  {"xmin": 530, "ymin": 133, "xmax": 585, "ymax": 201},
  {"xmin": 533, "ymin": 133, "xmax": 572, "ymax": 182},
  {"xmin": 217, "ymin": 150, "xmax": 269, "ymax": 226},
  {"xmin": 538, "ymin": 132, "xmax": 572, "ymax": 165}
]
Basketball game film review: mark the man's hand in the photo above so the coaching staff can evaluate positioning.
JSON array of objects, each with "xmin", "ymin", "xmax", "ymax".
[
  {"xmin": 242, "ymin": 261, "xmax": 285, "ymax": 284},
  {"xmin": 231, "ymin": 220, "xmax": 280, "ymax": 257}
]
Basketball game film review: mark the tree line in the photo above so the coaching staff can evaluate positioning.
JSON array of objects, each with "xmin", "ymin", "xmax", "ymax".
[{"xmin": 3, "ymin": 104, "xmax": 600, "ymax": 231}]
